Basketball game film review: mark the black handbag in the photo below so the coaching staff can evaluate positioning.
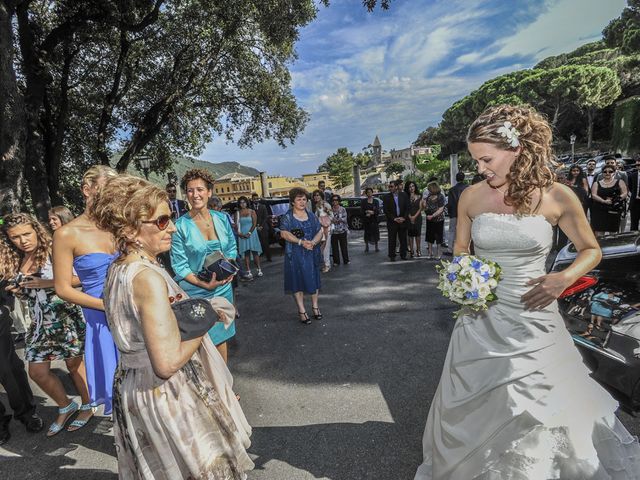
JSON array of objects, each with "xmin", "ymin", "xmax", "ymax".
[
  {"xmin": 171, "ymin": 298, "xmax": 219, "ymax": 341},
  {"xmin": 196, "ymin": 251, "xmax": 240, "ymax": 282},
  {"xmin": 291, "ymin": 228, "xmax": 305, "ymax": 239}
]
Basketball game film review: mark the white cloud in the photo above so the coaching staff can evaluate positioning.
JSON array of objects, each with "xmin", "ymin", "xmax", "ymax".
[
  {"xmin": 200, "ymin": 0, "xmax": 625, "ymax": 176},
  {"xmin": 483, "ymin": 0, "xmax": 626, "ymax": 63}
]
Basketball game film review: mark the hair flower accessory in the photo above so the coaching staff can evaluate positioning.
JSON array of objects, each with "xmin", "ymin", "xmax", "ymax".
[{"xmin": 497, "ymin": 121, "xmax": 520, "ymax": 148}]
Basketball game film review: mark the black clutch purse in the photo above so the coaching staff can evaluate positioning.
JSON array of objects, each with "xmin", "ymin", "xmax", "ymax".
[
  {"xmin": 171, "ymin": 298, "xmax": 218, "ymax": 341},
  {"xmin": 291, "ymin": 228, "xmax": 305, "ymax": 239},
  {"xmin": 196, "ymin": 251, "xmax": 240, "ymax": 282}
]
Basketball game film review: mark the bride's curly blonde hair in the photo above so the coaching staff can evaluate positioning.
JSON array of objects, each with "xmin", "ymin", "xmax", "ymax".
[
  {"xmin": 0, "ymin": 213, "xmax": 51, "ymax": 280},
  {"xmin": 467, "ymin": 104, "xmax": 556, "ymax": 214}
]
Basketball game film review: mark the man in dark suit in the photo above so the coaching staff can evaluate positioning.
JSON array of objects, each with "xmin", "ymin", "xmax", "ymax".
[
  {"xmin": 166, "ymin": 183, "xmax": 189, "ymax": 219},
  {"xmin": 446, "ymin": 171, "xmax": 469, "ymax": 254},
  {"xmin": 628, "ymin": 156, "xmax": 640, "ymax": 231},
  {"xmin": 251, "ymin": 192, "xmax": 272, "ymax": 261},
  {"xmin": 0, "ymin": 288, "xmax": 43, "ymax": 444},
  {"xmin": 383, "ymin": 180, "xmax": 409, "ymax": 261}
]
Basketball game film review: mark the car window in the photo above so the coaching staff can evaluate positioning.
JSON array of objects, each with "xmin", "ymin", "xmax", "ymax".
[
  {"xmin": 351, "ymin": 199, "xmax": 361, "ymax": 207},
  {"xmin": 339, "ymin": 200, "xmax": 349, "ymax": 208}
]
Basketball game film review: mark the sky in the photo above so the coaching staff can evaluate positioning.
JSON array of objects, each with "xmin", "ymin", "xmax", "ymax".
[{"xmin": 201, "ymin": 0, "xmax": 626, "ymax": 176}]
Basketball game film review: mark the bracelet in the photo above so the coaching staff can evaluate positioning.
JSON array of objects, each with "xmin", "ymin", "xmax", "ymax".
[{"xmin": 297, "ymin": 239, "xmax": 302, "ymax": 246}]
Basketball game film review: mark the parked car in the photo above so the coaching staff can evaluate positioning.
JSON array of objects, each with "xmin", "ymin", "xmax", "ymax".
[
  {"xmin": 551, "ymin": 231, "xmax": 640, "ymax": 411},
  {"xmin": 222, "ymin": 197, "xmax": 290, "ymax": 245},
  {"xmin": 338, "ymin": 196, "xmax": 385, "ymax": 230}
]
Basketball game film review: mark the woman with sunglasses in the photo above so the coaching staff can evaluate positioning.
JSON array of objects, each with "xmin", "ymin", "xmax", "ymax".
[
  {"xmin": 591, "ymin": 166, "xmax": 628, "ymax": 236},
  {"xmin": 95, "ymin": 175, "xmax": 253, "ymax": 479},
  {"xmin": 330, "ymin": 194, "xmax": 350, "ymax": 265},
  {"xmin": 53, "ymin": 165, "xmax": 119, "ymax": 417},
  {"xmin": 170, "ymin": 169, "xmax": 237, "ymax": 363}
]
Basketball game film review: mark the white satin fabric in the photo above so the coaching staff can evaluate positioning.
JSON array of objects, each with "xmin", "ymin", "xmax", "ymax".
[{"xmin": 415, "ymin": 213, "xmax": 640, "ymax": 480}]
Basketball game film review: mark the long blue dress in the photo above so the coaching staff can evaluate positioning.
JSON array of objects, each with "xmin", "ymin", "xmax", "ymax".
[
  {"xmin": 171, "ymin": 210, "xmax": 237, "ymax": 345},
  {"xmin": 280, "ymin": 210, "xmax": 322, "ymax": 294},
  {"xmin": 73, "ymin": 253, "xmax": 119, "ymax": 415}
]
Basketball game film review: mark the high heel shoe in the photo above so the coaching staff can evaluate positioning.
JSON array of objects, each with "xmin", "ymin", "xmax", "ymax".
[
  {"xmin": 298, "ymin": 311, "xmax": 311, "ymax": 325},
  {"xmin": 312, "ymin": 307, "xmax": 323, "ymax": 320}
]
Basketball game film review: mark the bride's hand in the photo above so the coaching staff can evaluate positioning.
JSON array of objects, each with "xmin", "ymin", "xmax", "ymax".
[{"xmin": 521, "ymin": 272, "xmax": 570, "ymax": 310}]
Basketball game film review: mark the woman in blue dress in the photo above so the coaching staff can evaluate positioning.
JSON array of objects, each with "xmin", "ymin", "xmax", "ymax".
[
  {"xmin": 170, "ymin": 169, "xmax": 237, "ymax": 363},
  {"xmin": 235, "ymin": 196, "xmax": 263, "ymax": 280},
  {"xmin": 53, "ymin": 165, "xmax": 119, "ymax": 417},
  {"xmin": 279, "ymin": 188, "xmax": 324, "ymax": 325}
]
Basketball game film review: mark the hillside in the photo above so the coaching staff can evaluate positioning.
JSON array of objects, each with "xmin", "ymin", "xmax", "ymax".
[{"xmin": 124, "ymin": 155, "xmax": 260, "ymax": 186}]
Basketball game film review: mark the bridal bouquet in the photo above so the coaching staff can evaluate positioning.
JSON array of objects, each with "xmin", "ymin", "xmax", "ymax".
[{"xmin": 436, "ymin": 255, "xmax": 502, "ymax": 317}]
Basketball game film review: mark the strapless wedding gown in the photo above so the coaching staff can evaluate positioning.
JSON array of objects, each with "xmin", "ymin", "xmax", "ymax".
[{"xmin": 415, "ymin": 213, "xmax": 640, "ymax": 480}]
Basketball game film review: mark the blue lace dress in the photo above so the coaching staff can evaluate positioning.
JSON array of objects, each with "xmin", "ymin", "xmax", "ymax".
[{"xmin": 280, "ymin": 210, "xmax": 322, "ymax": 294}]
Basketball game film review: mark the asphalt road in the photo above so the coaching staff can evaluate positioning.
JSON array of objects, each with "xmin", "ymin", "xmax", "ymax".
[{"xmin": 1, "ymin": 227, "xmax": 638, "ymax": 479}]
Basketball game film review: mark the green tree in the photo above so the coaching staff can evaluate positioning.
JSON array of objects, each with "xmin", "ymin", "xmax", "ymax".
[
  {"xmin": 323, "ymin": 147, "xmax": 354, "ymax": 189},
  {"xmin": 1, "ymin": 0, "xmax": 389, "ymax": 218},
  {"xmin": 385, "ymin": 161, "xmax": 405, "ymax": 178},
  {"xmin": 572, "ymin": 66, "xmax": 622, "ymax": 147}
]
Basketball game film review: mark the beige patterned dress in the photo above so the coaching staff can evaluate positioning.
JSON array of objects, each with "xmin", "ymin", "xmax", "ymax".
[{"xmin": 103, "ymin": 260, "xmax": 254, "ymax": 480}]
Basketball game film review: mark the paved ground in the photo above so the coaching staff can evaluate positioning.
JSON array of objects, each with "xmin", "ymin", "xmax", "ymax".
[{"xmin": 1, "ymin": 226, "xmax": 639, "ymax": 479}]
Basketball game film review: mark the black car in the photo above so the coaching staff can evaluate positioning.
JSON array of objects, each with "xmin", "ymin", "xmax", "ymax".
[
  {"xmin": 222, "ymin": 197, "xmax": 290, "ymax": 245},
  {"xmin": 338, "ymin": 196, "xmax": 385, "ymax": 230},
  {"xmin": 551, "ymin": 232, "xmax": 640, "ymax": 411}
]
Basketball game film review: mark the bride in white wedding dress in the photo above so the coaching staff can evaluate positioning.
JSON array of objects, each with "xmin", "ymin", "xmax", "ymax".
[{"xmin": 414, "ymin": 105, "xmax": 640, "ymax": 480}]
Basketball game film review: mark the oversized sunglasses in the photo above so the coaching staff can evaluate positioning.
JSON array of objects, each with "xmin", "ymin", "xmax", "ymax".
[
  {"xmin": 602, "ymin": 170, "xmax": 614, "ymax": 174},
  {"xmin": 141, "ymin": 214, "xmax": 172, "ymax": 230}
]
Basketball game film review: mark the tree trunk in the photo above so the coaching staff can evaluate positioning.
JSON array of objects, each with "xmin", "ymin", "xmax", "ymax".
[
  {"xmin": 16, "ymin": 2, "xmax": 52, "ymax": 220},
  {"xmin": 0, "ymin": 1, "xmax": 25, "ymax": 215},
  {"xmin": 552, "ymin": 102, "xmax": 560, "ymax": 126},
  {"xmin": 587, "ymin": 108, "xmax": 594, "ymax": 149}
]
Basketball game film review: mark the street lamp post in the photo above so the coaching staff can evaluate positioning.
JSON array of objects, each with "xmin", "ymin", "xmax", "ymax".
[
  {"xmin": 139, "ymin": 156, "xmax": 151, "ymax": 180},
  {"xmin": 570, "ymin": 134, "xmax": 576, "ymax": 161}
]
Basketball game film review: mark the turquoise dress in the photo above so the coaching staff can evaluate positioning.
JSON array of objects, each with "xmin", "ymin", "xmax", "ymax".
[
  {"xmin": 237, "ymin": 215, "xmax": 262, "ymax": 255},
  {"xmin": 170, "ymin": 210, "xmax": 237, "ymax": 345}
]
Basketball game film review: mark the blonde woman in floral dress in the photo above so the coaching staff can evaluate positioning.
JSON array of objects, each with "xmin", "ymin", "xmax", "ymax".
[{"xmin": 0, "ymin": 214, "xmax": 92, "ymax": 436}]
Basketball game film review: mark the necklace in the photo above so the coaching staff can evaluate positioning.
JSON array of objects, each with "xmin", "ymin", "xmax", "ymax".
[
  {"xmin": 133, "ymin": 249, "xmax": 160, "ymax": 266},
  {"xmin": 491, "ymin": 183, "xmax": 509, "ymax": 195},
  {"xmin": 193, "ymin": 211, "xmax": 212, "ymax": 229}
]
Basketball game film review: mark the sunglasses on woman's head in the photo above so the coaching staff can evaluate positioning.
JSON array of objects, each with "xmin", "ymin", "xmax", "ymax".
[{"xmin": 141, "ymin": 214, "xmax": 172, "ymax": 230}]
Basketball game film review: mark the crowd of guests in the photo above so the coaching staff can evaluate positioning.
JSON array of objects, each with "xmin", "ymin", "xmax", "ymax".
[
  {"xmin": 555, "ymin": 153, "xmax": 640, "ymax": 247},
  {"xmin": 1, "ymin": 151, "xmax": 638, "ymax": 477}
]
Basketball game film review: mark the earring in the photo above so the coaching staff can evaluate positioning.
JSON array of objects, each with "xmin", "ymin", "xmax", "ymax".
[{"xmin": 134, "ymin": 239, "xmax": 143, "ymax": 249}]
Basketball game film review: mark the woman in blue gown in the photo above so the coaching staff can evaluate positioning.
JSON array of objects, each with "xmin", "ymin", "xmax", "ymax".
[
  {"xmin": 170, "ymin": 169, "xmax": 237, "ymax": 363},
  {"xmin": 53, "ymin": 165, "xmax": 119, "ymax": 416},
  {"xmin": 279, "ymin": 188, "xmax": 324, "ymax": 325}
]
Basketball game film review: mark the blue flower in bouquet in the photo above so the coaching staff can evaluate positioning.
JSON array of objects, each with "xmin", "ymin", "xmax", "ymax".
[{"xmin": 435, "ymin": 254, "xmax": 502, "ymax": 318}]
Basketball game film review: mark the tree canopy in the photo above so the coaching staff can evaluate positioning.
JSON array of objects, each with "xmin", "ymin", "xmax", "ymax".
[
  {"xmin": 1, "ymin": 0, "xmax": 388, "ymax": 218},
  {"xmin": 318, "ymin": 147, "xmax": 354, "ymax": 189}
]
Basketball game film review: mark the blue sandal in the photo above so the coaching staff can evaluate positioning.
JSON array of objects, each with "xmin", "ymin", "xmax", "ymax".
[
  {"xmin": 47, "ymin": 401, "xmax": 78, "ymax": 437},
  {"xmin": 67, "ymin": 403, "xmax": 95, "ymax": 432}
]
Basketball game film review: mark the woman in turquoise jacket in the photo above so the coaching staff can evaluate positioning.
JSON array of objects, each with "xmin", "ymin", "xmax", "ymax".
[{"xmin": 170, "ymin": 169, "xmax": 237, "ymax": 362}]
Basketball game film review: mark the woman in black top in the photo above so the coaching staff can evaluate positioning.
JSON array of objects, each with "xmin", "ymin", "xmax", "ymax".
[
  {"xmin": 361, "ymin": 188, "xmax": 380, "ymax": 252},
  {"xmin": 566, "ymin": 164, "xmax": 589, "ymax": 213},
  {"xmin": 405, "ymin": 181, "xmax": 423, "ymax": 257},
  {"xmin": 591, "ymin": 166, "xmax": 628, "ymax": 236}
]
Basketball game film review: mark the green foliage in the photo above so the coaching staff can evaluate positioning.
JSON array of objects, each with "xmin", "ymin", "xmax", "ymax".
[
  {"xmin": 385, "ymin": 162, "xmax": 405, "ymax": 178},
  {"xmin": 612, "ymin": 96, "xmax": 640, "ymax": 152},
  {"xmin": 323, "ymin": 147, "xmax": 354, "ymax": 189}
]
